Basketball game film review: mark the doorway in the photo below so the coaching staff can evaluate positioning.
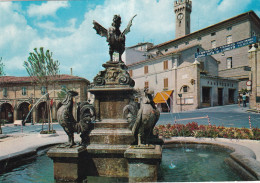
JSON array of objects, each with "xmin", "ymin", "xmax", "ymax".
[
  {"xmin": 202, "ymin": 87, "xmax": 211, "ymax": 107},
  {"xmin": 218, "ymin": 88, "xmax": 223, "ymax": 105},
  {"xmin": 228, "ymin": 89, "xmax": 235, "ymax": 104}
]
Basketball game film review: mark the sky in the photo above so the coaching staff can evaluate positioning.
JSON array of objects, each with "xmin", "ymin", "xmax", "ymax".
[{"xmin": 0, "ymin": 0, "xmax": 259, "ymax": 82}]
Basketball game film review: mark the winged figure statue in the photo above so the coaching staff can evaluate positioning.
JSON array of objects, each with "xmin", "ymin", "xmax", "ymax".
[{"xmin": 93, "ymin": 14, "xmax": 137, "ymax": 62}]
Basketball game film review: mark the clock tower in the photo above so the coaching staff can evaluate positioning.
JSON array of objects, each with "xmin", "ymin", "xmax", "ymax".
[{"xmin": 174, "ymin": 0, "xmax": 192, "ymax": 39}]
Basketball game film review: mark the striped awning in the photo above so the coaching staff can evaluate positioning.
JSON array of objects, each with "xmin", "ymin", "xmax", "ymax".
[{"xmin": 153, "ymin": 90, "xmax": 173, "ymax": 103}]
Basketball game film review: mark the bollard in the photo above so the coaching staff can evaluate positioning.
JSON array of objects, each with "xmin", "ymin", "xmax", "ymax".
[
  {"xmin": 207, "ymin": 115, "xmax": 211, "ymax": 126},
  {"xmin": 249, "ymin": 116, "xmax": 252, "ymax": 129}
]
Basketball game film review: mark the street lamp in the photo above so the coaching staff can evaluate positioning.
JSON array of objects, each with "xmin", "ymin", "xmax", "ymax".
[{"xmin": 178, "ymin": 94, "xmax": 182, "ymax": 112}]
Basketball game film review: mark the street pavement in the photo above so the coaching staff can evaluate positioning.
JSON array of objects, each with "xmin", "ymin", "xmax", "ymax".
[
  {"xmin": 158, "ymin": 104, "xmax": 260, "ymax": 128},
  {"xmin": 1, "ymin": 104, "xmax": 260, "ymax": 135}
]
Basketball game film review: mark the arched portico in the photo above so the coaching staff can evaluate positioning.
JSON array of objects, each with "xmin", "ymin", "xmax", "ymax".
[
  {"xmin": 17, "ymin": 102, "xmax": 31, "ymax": 123},
  {"xmin": 37, "ymin": 102, "xmax": 48, "ymax": 123},
  {"xmin": 0, "ymin": 103, "xmax": 14, "ymax": 123}
]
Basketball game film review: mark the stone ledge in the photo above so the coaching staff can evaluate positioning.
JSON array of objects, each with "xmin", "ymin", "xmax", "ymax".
[
  {"xmin": 124, "ymin": 145, "xmax": 162, "ymax": 159},
  {"xmin": 86, "ymin": 144, "xmax": 129, "ymax": 154},
  {"xmin": 47, "ymin": 146, "xmax": 86, "ymax": 158},
  {"xmin": 90, "ymin": 128, "xmax": 133, "ymax": 135}
]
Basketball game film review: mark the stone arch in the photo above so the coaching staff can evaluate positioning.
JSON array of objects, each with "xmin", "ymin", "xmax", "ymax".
[
  {"xmin": 0, "ymin": 103, "xmax": 14, "ymax": 123},
  {"xmin": 37, "ymin": 102, "xmax": 48, "ymax": 123},
  {"xmin": 17, "ymin": 102, "xmax": 31, "ymax": 122},
  {"xmin": 180, "ymin": 85, "xmax": 190, "ymax": 93}
]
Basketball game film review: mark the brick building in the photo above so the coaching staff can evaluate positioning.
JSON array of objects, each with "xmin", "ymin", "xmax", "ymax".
[
  {"xmin": 124, "ymin": 0, "xmax": 260, "ymax": 112},
  {"xmin": 0, "ymin": 75, "xmax": 89, "ymax": 123}
]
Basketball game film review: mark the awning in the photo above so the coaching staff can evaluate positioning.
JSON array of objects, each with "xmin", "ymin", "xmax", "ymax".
[{"xmin": 153, "ymin": 90, "xmax": 173, "ymax": 104}]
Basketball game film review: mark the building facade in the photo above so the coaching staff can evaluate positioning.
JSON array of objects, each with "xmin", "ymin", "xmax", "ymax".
[
  {"xmin": 0, "ymin": 75, "xmax": 90, "ymax": 123},
  {"xmin": 124, "ymin": 0, "xmax": 260, "ymax": 112}
]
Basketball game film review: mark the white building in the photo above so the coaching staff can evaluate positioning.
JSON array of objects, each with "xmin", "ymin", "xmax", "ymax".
[{"xmin": 124, "ymin": 0, "xmax": 260, "ymax": 112}]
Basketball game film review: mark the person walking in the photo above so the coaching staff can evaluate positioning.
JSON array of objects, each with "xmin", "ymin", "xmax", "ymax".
[
  {"xmin": 238, "ymin": 95, "xmax": 241, "ymax": 107},
  {"xmin": 242, "ymin": 93, "xmax": 247, "ymax": 107}
]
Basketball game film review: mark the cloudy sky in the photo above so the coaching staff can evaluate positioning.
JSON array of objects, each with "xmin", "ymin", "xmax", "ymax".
[{"xmin": 0, "ymin": 0, "xmax": 259, "ymax": 81}]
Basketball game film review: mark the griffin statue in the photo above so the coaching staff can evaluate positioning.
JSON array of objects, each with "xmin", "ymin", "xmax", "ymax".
[{"xmin": 93, "ymin": 14, "xmax": 137, "ymax": 62}]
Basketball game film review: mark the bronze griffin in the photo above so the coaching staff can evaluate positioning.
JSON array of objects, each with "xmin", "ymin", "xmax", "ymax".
[{"xmin": 93, "ymin": 14, "xmax": 137, "ymax": 62}]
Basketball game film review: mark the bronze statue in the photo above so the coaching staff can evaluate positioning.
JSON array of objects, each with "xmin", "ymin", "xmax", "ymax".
[
  {"xmin": 131, "ymin": 89, "xmax": 160, "ymax": 145},
  {"xmin": 93, "ymin": 14, "xmax": 137, "ymax": 62},
  {"xmin": 123, "ymin": 89, "xmax": 160, "ymax": 146},
  {"xmin": 57, "ymin": 90, "xmax": 95, "ymax": 147}
]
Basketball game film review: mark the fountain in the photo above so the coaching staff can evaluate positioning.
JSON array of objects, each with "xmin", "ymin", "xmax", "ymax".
[{"xmin": 47, "ymin": 14, "xmax": 162, "ymax": 182}]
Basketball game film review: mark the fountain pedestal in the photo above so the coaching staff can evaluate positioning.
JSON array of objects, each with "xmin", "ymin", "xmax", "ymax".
[
  {"xmin": 47, "ymin": 146, "xmax": 86, "ymax": 182},
  {"xmin": 125, "ymin": 145, "xmax": 162, "ymax": 182},
  {"xmin": 48, "ymin": 61, "xmax": 162, "ymax": 182}
]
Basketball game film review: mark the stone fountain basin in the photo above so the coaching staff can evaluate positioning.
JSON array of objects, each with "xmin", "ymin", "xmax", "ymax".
[
  {"xmin": 1, "ymin": 136, "xmax": 260, "ymax": 181},
  {"xmin": 162, "ymin": 137, "xmax": 260, "ymax": 181}
]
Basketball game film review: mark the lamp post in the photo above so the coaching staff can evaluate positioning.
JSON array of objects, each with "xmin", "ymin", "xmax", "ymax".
[{"xmin": 178, "ymin": 94, "xmax": 182, "ymax": 112}]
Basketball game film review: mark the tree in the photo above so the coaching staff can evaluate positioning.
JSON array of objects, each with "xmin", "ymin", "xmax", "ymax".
[
  {"xmin": 0, "ymin": 57, "xmax": 5, "ymax": 76},
  {"xmin": 24, "ymin": 47, "xmax": 60, "ymax": 132}
]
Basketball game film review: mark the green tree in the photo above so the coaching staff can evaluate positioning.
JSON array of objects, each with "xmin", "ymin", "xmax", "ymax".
[
  {"xmin": 0, "ymin": 57, "xmax": 5, "ymax": 76},
  {"xmin": 24, "ymin": 47, "xmax": 60, "ymax": 132}
]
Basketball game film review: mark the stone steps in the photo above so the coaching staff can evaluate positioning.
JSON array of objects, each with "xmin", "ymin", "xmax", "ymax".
[
  {"xmin": 89, "ymin": 128, "xmax": 134, "ymax": 145},
  {"xmin": 86, "ymin": 144, "xmax": 129, "ymax": 154},
  {"xmin": 94, "ymin": 119, "xmax": 130, "ymax": 129}
]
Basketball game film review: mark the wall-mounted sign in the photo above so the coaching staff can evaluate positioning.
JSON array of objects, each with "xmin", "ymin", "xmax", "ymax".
[
  {"xmin": 246, "ymin": 80, "xmax": 252, "ymax": 86},
  {"xmin": 195, "ymin": 36, "xmax": 257, "ymax": 58}
]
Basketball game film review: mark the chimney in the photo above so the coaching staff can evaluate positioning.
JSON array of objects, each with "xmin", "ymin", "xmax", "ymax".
[{"xmin": 70, "ymin": 68, "xmax": 73, "ymax": 75}]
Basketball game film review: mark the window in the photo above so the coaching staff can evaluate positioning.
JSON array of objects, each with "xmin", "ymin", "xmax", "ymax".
[
  {"xmin": 41, "ymin": 86, "xmax": 47, "ymax": 95},
  {"xmin": 183, "ymin": 86, "xmax": 188, "ymax": 93},
  {"xmin": 22, "ymin": 87, "xmax": 27, "ymax": 96},
  {"xmin": 173, "ymin": 58, "xmax": 178, "ymax": 68},
  {"xmin": 185, "ymin": 41, "xmax": 189, "ymax": 45},
  {"xmin": 226, "ymin": 35, "xmax": 232, "ymax": 44},
  {"xmin": 144, "ymin": 65, "xmax": 148, "ymax": 74},
  {"xmin": 227, "ymin": 26, "xmax": 232, "ymax": 31},
  {"xmin": 211, "ymin": 32, "xmax": 216, "ymax": 36},
  {"xmin": 163, "ymin": 60, "xmax": 168, "ymax": 70},
  {"xmin": 165, "ymin": 49, "xmax": 168, "ymax": 52},
  {"xmin": 197, "ymin": 37, "xmax": 202, "ymax": 41},
  {"xmin": 199, "ymin": 62, "xmax": 205, "ymax": 71},
  {"xmin": 129, "ymin": 70, "xmax": 133, "ymax": 77},
  {"xmin": 144, "ymin": 81, "xmax": 149, "ymax": 89},
  {"xmin": 227, "ymin": 57, "xmax": 232, "ymax": 69},
  {"xmin": 211, "ymin": 40, "xmax": 216, "ymax": 48},
  {"xmin": 3, "ymin": 88, "xmax": 7, "ymax": 97},
  {"xmin": 174, "ymin": 45, "xmax": 178, "ymax": 49},
  {"xmin": 164, "ymin": 78, "xmax": 168, "ymax": 89}
]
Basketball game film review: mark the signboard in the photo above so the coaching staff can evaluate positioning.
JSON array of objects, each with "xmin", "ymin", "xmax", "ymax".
[
  {"xmin": 246, "ymin": 80, "xmax": 252, "ymax": 86},
  {"xmin": 195, "ymin": 36, "xmax": 258, "ymax": 58}
]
